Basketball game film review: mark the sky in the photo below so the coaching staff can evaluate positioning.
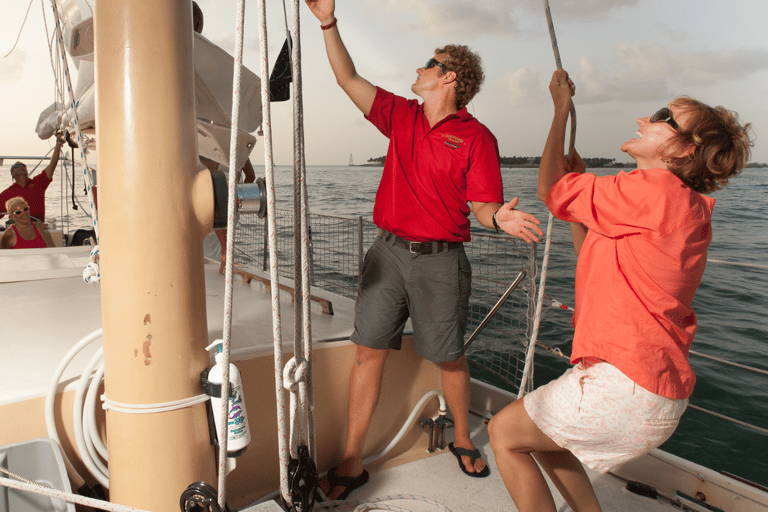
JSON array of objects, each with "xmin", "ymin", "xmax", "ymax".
[{"xmin": 1, "ymin": 0, "xmax": 767, "ymax": 166}]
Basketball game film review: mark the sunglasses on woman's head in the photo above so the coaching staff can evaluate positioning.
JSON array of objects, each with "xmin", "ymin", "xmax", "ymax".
[
  {"xmin": 649, "ymin": 107, "xmax": 679, "ymax": 130},
  {"xmin": 12, "ymin": 207, "xmax": 29, "ymax": 216}
]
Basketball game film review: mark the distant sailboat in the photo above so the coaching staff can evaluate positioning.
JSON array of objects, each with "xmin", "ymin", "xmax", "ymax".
[{"xmin": 349, "ymin": 153, "xmax": 354, "ymax": 166}]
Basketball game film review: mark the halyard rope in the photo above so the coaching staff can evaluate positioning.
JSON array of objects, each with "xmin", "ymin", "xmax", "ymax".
[
  {"xmin": 218, "ymin": 0, "xmax": 247, "ymax": 505},
  {"xmin": 518, "ymin": 0, "xmax": 576, "ymax": 399},
  {"xmin": 255, "ymin": 0, "xmax": 291, "ymax": 502}
]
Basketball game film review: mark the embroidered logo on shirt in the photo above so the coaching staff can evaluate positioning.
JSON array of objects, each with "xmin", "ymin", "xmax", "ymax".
[{"xmin": 443, "ymin": 134, "xmax": 465, "ymax": 150}]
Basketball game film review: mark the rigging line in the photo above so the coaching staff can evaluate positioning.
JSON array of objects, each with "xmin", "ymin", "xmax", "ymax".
[
  {"xmin": 218, "ymin": 0, "xmax": 248, "ymax": 506},
  {"xmin": 689, "ymin": 349, "xmax": 768, "ymax": 376},
  {"xmin": 707, "ymin": 258, "xmax": 768, "ymax": 270},
  {"xmin": 686, "ymin": 404, "xmax": 768, "ymax": 436},
  {"xmin": 256, "ymin": 0, "xmax": 291, "ymax": 502},
  {"xmin": 520, "ymin": 0, "xmax": 574, "ymax": 399},
  {"xmin": 48, "ymin": 0, "xmax": 99, "ymax": 241},
  {"xmin": 3, "ymin": 0, "xmax": 36, "ymax": 58}
]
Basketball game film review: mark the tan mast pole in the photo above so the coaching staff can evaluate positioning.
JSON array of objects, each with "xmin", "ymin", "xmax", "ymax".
[{"xmin": 94, "ymin": 0, "xmax": 216, "ymax": 509}]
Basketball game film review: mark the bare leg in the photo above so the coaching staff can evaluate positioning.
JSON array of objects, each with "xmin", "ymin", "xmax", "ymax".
[
  {"xmin": 439, "ymin": 356, "xmax": 487, "ymax": 475},
  {"xmin": 533, "ymin": 450, "xmax": 602, "ymax": 512},
  {"xmin": 319, "ymin": 344, "xmax": 388, "ymax": 499},
  {"xmin": 488, "ymin": 398, "xmax": 602, "ymax": 512}
]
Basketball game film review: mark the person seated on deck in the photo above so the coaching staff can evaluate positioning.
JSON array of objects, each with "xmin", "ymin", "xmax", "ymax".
[
  {"xmin": 488, "ymin": 69, "xmax": 753, "ymax": 512},
  {"xmin": 306, "ymin": 0, "xmax": 544, "ymax": 501},
  {"xmin": 1, "ymin": 197, "xmax": 55, "ymax": 249},
  {"xmin": 0, "ymin": 132, "xmax": 65, "ymax": 222}
]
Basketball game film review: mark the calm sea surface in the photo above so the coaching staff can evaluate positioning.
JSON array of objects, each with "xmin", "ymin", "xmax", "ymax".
[{"xmin": 2, "ymin": 162, "xmax": 767, "ymax": 485}]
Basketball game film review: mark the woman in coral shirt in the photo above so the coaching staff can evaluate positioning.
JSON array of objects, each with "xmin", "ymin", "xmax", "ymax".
[{"xmin": 488, "ymin": 69, "xmax": 753, "ymax": 512}]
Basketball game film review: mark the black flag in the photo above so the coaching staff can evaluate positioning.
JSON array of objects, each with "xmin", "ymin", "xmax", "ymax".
[{"xmin": 269, "ymin": 37, "xmax": 293, "ymax": 102}]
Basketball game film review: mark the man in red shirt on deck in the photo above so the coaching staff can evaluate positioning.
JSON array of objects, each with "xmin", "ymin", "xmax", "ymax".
[
  {"xmin": 307, "ymin": 0, "xmax": 543, "ymax": 500},
  {"xmin": 1, "ymin": 134, "xmax": 65, "ymax": 222}
]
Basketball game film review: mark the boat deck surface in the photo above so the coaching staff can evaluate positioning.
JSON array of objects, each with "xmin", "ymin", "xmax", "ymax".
[
  {"xmin": 1, "ymin": 246, "xmax": 357, "ymax": 405},
  {"xmin": 249, "ymin": 411, "xmax": 678, "ymax": 512}
]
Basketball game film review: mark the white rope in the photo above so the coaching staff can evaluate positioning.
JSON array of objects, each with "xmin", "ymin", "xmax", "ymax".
[
  {"xmin": 102, "ymin": 394, "xmax": 210, "ymax": 413},
  {"xmin": 292, "ymin": 0, "xmax": 317, "ymax": 464},
  {"xmin": 254, "ymin": 0, "xmax": 291, "ymax": 503},
  {"xmin": 519, "ymin": 0, "xmax": 576, "ymax": 399},
  {"xmin": 0, "ymin": 476, "xmax": 150, "ymax": 512},
  {"xmin": 3, "ymin": 0, "xmax": 36, "ymax": 58},
  {"xmin": 217, "ymin": 0, "xmax": 248, "ymax": 506}
]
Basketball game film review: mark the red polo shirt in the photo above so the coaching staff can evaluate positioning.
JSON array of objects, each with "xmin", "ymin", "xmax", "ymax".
[
  {"xmin": 546, "ymin": 168, "xmax": 715, "ymax": 399},
  {"xmin": 0, "ymin": 172, "xmax": 52, "ymax": 221},
  {"xmin": 366, "ymin": 88, "xmax": 503, "ymax": 242}
]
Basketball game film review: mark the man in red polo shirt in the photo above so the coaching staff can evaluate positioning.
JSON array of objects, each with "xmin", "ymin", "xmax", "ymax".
[
  {"xmin": 307, "ymin": 0, "xmax": 543, "ymax": 499},
  {"xmin": 1, "ymin": 134, "xmax": 65, "ymax": 222}
]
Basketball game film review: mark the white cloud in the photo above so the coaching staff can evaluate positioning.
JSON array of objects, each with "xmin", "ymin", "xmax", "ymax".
[
  {"xmin": 565, "ymin": 42, "xmax": 768, "ymax": 104},
  {"xmin": 362, "ymin": 0, "xmax": 521, "ymax": 39},
  {"xmin": 498, "ymin": 67, "xmax": 544, "ymax": 106},
  {"xmin": 521, "ymin": 0, "xmax": 640, "ymax": 22},
  {"xmin": 0, "ymin": 49, "xmax": 28, "ymax": 83}
]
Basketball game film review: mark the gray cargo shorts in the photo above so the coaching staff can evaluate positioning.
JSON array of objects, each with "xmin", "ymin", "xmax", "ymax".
[{"xmin": 350, "ymin": 231, "xmax": 471, "ymax": 362}]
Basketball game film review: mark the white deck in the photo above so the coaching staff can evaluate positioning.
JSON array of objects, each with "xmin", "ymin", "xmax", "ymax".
[{"xmin": 1, "ymin": 246, "xmax": 357, "ymax": 405}]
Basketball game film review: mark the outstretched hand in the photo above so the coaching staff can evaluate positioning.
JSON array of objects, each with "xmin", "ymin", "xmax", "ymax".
[
  {"xmin": 549, "ymin": 69, "xmax": 575, "ymax": 114},
  {"xmin": 496, "ymin": 198, "xmax": 543, "ymax": 244},
  {"xmin": 305, "ymin": 0, "xmax": 335, "ymax": 24}
]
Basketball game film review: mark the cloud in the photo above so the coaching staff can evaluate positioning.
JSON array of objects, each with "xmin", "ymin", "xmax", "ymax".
[
  {"xmin": 521, "ymin": 0, "xmax": 640, "ymax": 21},
  {"xmin": 569, "ymin": 42, "xmax": 768, "ymax": 103},
  {"xmin": 361, "ymin": 0, "xmax": 521, "ymax": 39},
  {"xmin": 0, "ymin": 49, "xmax": 27, "ymax": 83},
  {"xmin": 498, "ymin": 67, "xmax": 545, "ymax": 106}
]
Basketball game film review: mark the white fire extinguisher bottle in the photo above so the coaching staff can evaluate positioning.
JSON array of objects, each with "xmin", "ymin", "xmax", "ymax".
[{"xmin": 206, "ymin": 340, "xmax": 251, "ymax": 458}]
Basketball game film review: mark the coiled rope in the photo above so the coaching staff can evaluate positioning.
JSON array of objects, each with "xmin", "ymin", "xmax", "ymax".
[{"xmin": 518, "ymin": 0, "xmax": 576, "ymax": 399}]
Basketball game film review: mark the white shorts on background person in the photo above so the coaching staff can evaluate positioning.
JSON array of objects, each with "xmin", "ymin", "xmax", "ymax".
[{"xmin": 523, "ymin": 360, "xmax": 689, "ymax": 473}]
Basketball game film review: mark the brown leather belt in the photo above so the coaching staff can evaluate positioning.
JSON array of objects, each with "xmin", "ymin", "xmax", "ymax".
[{"xmin": 378, "ymin": 228, "xmax": 463, "ymax": 255}]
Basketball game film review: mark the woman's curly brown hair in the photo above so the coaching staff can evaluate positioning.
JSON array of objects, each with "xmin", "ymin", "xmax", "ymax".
[
  {"xmin": 660, "ymin": 97, "xmax": 753, "ymax": 194},
  {"xmin": 434, "ymin": 45, "xmax": 484, "ymax": 110}
]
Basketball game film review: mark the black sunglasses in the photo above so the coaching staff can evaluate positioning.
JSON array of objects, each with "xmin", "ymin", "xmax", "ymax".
[
  {"xmin": 649, "ymin": 107, "xmax": 678, "ymax": 130},
  {"xmin": 11, "ymin": 163, "xmax": 27, "ymax": 171},
  {"xmin": 12, "ymin": 206, "xmax": 30, "ymax": 216},
  {"xmin": 425, "ymin": 57, "xmax": 450, "ymax": 73}
]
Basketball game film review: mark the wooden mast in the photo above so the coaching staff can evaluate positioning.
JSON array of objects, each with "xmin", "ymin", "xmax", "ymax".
[{"xmin": 94, "ymin": 0, "xmax": 216, "ymax": 509}]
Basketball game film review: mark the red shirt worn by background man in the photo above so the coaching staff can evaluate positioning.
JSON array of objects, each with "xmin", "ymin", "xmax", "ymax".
[
  {"xmin": 546, "ymin": 168, "xmax": 715, "ymax": 399},
  {"xmin": 0, "ymin": 172, "xmax": 53, "ymax": 222},
  {"xmin": 366, "ymin": 87, "xmax": 504, "ymax": 242}
]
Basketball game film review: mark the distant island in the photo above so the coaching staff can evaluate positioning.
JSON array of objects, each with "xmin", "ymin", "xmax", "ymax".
[{"xmin": 362, "ymin": 156, "xmax": 768, "ymax": 168}]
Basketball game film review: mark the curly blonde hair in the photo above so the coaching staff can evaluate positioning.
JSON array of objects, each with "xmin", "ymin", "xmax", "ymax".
[
  {"xmin": 661, "ymin": 97, "xmax": 753, "ymax": 194},
  {"xmin": 434, "ymin": 45, "xmax": 484, "ymax": 110}
]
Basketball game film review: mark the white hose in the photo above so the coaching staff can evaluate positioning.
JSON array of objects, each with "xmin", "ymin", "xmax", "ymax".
[
  {"xmin": 72, "ymin": 348, "xmax": 109, "ymax": 488},
  {"xmin": 363, "ymin": 390, "xmax": 446, "ymax": 466},
  {"xmin": 45, "ymin": 328, "xmax": 104, "ymax": 489}
]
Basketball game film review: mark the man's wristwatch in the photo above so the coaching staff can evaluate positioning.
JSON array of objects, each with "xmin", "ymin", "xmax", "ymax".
[{"xmin": 492, "ymin": 210, "xmax": 500, "ymax": 233}]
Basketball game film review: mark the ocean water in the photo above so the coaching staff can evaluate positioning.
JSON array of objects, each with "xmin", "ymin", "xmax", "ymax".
[{"xmin": 2, "ymin": 161, "xmax": 766, "ymax": 486}]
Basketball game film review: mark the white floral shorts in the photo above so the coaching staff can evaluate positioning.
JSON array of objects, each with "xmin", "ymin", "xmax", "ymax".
[{"xmin": 523, "ymin": 361, "xmax": 688, "ymax": 473}]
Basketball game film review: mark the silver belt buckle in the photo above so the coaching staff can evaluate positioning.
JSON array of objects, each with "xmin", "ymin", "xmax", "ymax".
[{"xmin": 409, "ymin": 241, "xmax": 419, "ymax": 254}]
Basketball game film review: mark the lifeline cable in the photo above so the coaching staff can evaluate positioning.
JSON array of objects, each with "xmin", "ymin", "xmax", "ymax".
[{"xmin": 517, "ymin": 0, "xmax": 577, "ymax": 399}]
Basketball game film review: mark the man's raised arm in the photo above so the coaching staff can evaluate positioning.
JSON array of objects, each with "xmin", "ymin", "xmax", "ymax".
[{"xmin": 306, "ymin": 0, "xmax": 377, "ymax": 116}]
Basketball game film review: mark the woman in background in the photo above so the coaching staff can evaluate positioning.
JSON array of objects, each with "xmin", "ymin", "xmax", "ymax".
[{"xmin": 2, "ymin": 197, "xmax": 55, "ymax": 249}]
